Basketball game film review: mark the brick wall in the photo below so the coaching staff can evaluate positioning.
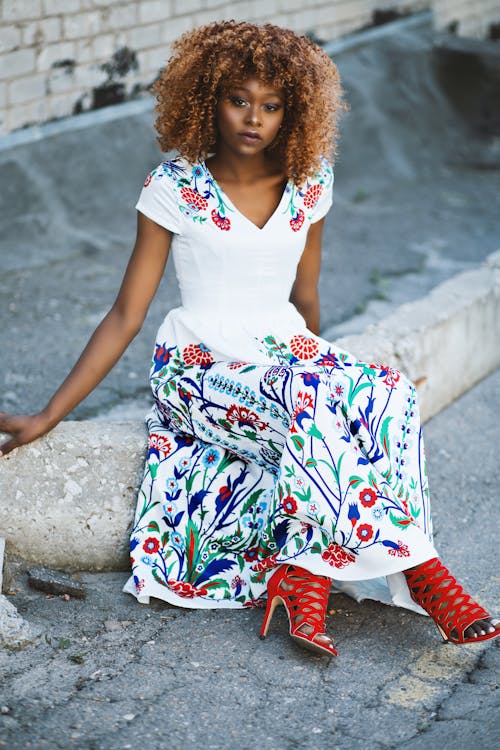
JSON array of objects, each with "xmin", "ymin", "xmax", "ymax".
[
  {"xmin": 433, "ymin": 0, "xmax": 500, "ymax": 38},
  {"xmin": 1, "ymin": 1, "xmax": 426, "ymax": 135}
]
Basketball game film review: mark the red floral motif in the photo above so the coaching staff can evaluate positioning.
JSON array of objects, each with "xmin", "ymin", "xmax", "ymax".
[
  {"xmin": 167, "ymin": 580, "xmax": 208, "ymax": 597},
  {"xmin": 303, "ymin": 183, "xmax": 323, "ymax": 209},
  {"xmin": 148, "ymin": 433, "xmax": 172, "ymax": 456},
  {"xmin": 182, "ymin": 343, "xmax": 214, "ymax": 366},
  {"xmin": 211, "ymin": 209, "xmax": 231, "ymax": 231},
  {"xmin": 143, "ymin": 537, "xmax": 160, "ymax": 554},
  {"xmin": 135, "ymin": 578, "xmax": 145, "ymax": 593},
  {"xmin": 383, "ymin": 367, "xmax": 401, "ymax": 388},
  {"xmin": 290, "ymin": 334, "xmax": 319, "ymax": 360},
  {"xmin": 251, "ymin": 553, "xmax": 279, "ymax": 572},
  {"xmin": 359, "ymin": 487, "xmax": 377, "ymax": 508},
  {"xmin": 387, "ymin": 540, "xmax": 411, "ymax": 557},
  {"xmin": 356, "ymin": 524, "xmax": 374, "ymax": 542},
  {"xmin": 143, "ymin": 173, "xmax": 152, "ymax": 187},
  {"xmin": 282, "ymin": 495, "xmax": 298, "ymax": 514},
  {"xmin": 180, "ymin": 186, "xmax": 208, "ymax": 211},
  {"xmin": 321, "ymin": 543, "xmax": 356, "ymax": 568},
  {"xmin": 217, "ymin": 485, "xmax": 232, "ymax": 503},
  {"xmin": 226, "ymin": 404, "xmax": 267, "ymax": 431},
  {"xmin": 243, "ymin": 547, "xmax": 262, "ymax": 562},
  {"xmin": 290, "ymin": 390, "xmax": 315, "ymax": 432},
  {"xmin": 228, "ymin": 361, "xmax": 249, "ymax": 369},
  {"xmin": 290, "ymin": 209, "xmax": 305, "ymax": 231},
  {"xmin": 243, "ymin": 596, "xmax": 267, "ymax": 608}
]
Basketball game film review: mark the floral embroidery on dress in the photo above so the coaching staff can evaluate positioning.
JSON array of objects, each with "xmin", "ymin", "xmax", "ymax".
[
  {"xmin": 143, "ymin": 158, "xmax": 233, "ymax": 230},
  {"xmin": 127, "ymin": 154, "xmax": 436, "ymax": 611},
  {"xmin": 282, "ymin": 157, "xmax": 334, "ymax": 230}
]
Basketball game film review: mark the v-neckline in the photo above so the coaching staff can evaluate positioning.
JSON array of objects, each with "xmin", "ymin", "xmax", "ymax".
[{"xmin": 203, "ymin": 160, "xmax": 290, "ymax": 232}]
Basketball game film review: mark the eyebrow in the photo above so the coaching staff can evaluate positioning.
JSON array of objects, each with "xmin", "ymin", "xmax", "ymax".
[{"xmin": 231, "ymin": 86, "xmax": 284, "ymax": 99}]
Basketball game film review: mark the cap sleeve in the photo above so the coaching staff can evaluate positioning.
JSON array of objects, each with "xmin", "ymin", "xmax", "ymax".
[
  {"xmin": 310, "ymin": 159, "xmax": 334, "ymax": 223},
  {"xmin": 135, "ymin": 163, "xmax": 182, "ymax": 234}
]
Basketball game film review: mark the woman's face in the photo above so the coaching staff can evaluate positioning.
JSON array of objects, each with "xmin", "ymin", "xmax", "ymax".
[{"xmin": 216, "ymin": 77, "xmax": 285, "ymax": 156}]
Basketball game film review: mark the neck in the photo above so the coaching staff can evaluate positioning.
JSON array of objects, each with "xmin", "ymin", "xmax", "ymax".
[{"xmin": 207, "ymin": 145, "xmax": 278, "ymax": 183}]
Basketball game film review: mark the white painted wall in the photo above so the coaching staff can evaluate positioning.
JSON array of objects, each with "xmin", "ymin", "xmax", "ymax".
[{"xmin": 0, "ymin": 1, "xmax": 427, "ymax": 135}]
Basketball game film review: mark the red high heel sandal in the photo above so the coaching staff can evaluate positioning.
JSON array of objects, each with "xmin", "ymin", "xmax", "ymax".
[
  {"xmin": 404, "ymin": 557, "xmax": 500, "ymax": 645},
  {"xmin": 259, "ymin": 565, "xmax": 337, "ymax": 656}
]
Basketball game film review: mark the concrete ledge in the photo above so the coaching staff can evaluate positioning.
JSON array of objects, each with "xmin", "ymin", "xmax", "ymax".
[
  {"xmin": 330, "ymin": 248, "xmax": 500, "ymax": 422},
  {"xmin": 1, "ymin": 250, "xmax": 499, "ymax": 571},
  {"xmin": 0, "ymin": 423, "xmax": 146, "ymax": 571}
]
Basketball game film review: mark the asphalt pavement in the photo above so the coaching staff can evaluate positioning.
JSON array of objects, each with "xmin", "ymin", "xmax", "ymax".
[{"xmin": 0, "ymin": 368, "xmax": 498, "ymax": 750}]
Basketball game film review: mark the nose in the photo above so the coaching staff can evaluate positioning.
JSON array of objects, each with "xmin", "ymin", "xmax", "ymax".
[{"xmin": 245, "ymin": 104, "xmax": 261, "ymax": 126}]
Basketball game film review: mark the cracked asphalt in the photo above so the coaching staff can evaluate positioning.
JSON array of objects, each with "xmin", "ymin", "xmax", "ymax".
[{"xmin": 1, "ymin": 369, "xmax": 498, "ymax": 749}]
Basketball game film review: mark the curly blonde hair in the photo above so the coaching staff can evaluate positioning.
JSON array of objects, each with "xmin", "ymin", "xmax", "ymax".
[{"xmin": 152, "ymin": 21, "xmax": 345, "ymax": 182}]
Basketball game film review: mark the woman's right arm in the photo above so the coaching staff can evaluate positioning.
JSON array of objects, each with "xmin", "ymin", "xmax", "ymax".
[{"xmin": 0, "ymin": 213, "xmax": 172, "ymax": 456}]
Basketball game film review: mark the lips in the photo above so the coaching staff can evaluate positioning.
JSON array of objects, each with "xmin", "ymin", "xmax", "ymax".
[{"xmin": 239, "ymin": 131, "xmax": 262, "ymax": 141}]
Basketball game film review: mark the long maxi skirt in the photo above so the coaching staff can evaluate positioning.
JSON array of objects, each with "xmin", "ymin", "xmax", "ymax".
[{"xmin": 123, "ymin": 340, "xmax": 437, "ymax": 613}]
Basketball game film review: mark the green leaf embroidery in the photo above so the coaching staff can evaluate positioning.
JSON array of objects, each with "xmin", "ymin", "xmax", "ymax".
[
  {"xmin": 308, "ymin": 423, "xmax": 323, "ymax": 439},
  {"xmin": 291, "ymin": 434, "xmax": 304, "ymax": 451},
  {"xmin": 380, "ymin": 416, "xmax": 393, "ymax": 459},
  {"xmin": 389, "ymin": 511, "xmax": 412, "ymax": 529}
]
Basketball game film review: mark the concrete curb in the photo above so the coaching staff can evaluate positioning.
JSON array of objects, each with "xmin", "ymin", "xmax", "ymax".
[
  {"xmin": 328, "ymin": 248, "xmax": 500, "ymax": 422},
  {"xmin": 1, "ymin": 249, "xmax": 499, "ymax": 572}
]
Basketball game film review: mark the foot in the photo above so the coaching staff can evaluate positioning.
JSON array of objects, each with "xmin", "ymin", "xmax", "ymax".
[
  {"xmin": 404, "ymin": 559, "xmax": 500, "ymax": 644},
  {"xmin": 462, "ymin": 617, "xmax": 500, "ymax": 640},
  {"xmin": 282, "ymin": 566, "xmax": 336, "ymax": 653}
]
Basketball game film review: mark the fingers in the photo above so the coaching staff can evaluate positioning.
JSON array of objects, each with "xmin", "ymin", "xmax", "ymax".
[{"xmin": 0, "ymin": 437, "xmax": 20, "ymax": 457}]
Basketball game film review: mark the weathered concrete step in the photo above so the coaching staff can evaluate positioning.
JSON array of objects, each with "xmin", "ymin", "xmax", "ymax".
[{"xmin": 0, "ymin": 249, "xmax": 499, "ymax": 572}]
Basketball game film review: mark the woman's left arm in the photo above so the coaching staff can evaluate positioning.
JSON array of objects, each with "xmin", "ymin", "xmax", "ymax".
[{"xmin": 290, "ymin": 218, "xmax": 325, "ymax": 335}]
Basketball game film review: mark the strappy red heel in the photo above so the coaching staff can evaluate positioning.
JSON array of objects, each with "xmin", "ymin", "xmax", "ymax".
[
  {"xmin": 404, "ymin": 557, "xmax": 500, "ymax": 645},
  {"xmin": 259, "ymin": 564, "xmax": 337, "ymax": 656}
]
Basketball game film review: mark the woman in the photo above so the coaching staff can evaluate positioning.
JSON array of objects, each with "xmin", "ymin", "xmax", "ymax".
[{"xmin": 1, "ymin": 21, "xmax": 498, "ymax": 657}]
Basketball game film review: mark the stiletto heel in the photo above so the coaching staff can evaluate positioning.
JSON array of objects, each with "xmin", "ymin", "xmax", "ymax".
[
  {"xmin": 404, "ymin": 557, "xmax": 500, "ymax": 645},
  {"xmin": 259, "ymin": 565, "xmax": 338, "ymax": 656}
]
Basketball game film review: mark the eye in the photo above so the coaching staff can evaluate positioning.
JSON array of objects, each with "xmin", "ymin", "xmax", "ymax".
[
  {"xmin": 230, "ymin": 96, "xmax": 247, "ymax": 107},
  {"xmin": 264, "ymin": 103, "xmax": 282, "ymax": 112}
]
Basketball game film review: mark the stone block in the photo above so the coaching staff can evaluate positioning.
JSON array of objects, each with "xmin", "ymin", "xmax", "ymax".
[
  {"xmin": 22, "ymin": 16, "xmax": 62, "ymax": 47},
  {"xmin": 27, "ymin": 566, "xmax": 87, "ymax": 598},
  {"xmin": 173, "ymin": 0, "xmax": 203, "ymax": 14},
  {"xmin": 138, "ymin": 0, "xmax": 172, "ymax": 25},
  {"xmin": 163, "ymin": 14, "xmax": 195, "ymax": 42},
  {"xmin": 2, "ymin": 0, "xmax": 42, "ymax": 22},
  {"xmin": 7, "ymin": 73, "xmax": 46, "ymax": 105},
  {"xmin": 0, "ymin": 421, "xmax": 147, "ymax": 570},
  {"xmin": 108, "ymin": 3, "xmax": 137, "ymax": 30},
  {"xmin": 92, "ymin": 33, "xmax": 115, "ymax": 61},
  {"xmin": 0, "ymin": 25, "xmax": 21, "ymax": 54},
  {"xmin": 6, "ymin": 97, "xmax": 47, "ymax": 130},
  {"xmin": 47, "ymin": 90, "xmax": 77, "ymax": 119},
  {"xmin": 0, "ymin": 47, "xmax": 36, "ymax": 80},
  {"xmin": 128, "ymin": 22, "xmax": 164, "ymax": 50},
  {"xmin": 63, "ymin": 10, "xmax": 102, "ymax": 40},
  {"xmin": 43, "ymin": 0, "xmax": 81, "ymax": 15},
  {"xmin": 36, "ymin": 40, "xmax": 75, "ymax": 71},
  {"xmin": 0, "ymin": 595, "xmax": 39, "ymax": 650}
]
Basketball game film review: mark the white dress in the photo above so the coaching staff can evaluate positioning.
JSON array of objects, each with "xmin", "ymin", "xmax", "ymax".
[{"xmin": 123, "ymin": 157, "xmax": 435, "ymax": 613}]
